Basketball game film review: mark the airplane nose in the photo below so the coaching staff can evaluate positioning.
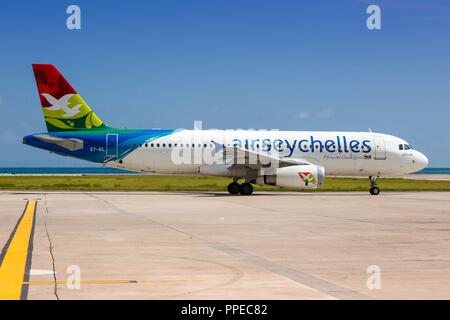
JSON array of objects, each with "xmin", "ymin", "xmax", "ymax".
[{"xmin": 413, "ymin": 152, "xmax": 428, "ymax": 171}]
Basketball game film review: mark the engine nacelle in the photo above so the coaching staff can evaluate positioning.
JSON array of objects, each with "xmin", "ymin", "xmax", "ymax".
[{"xmin": 256, "ymin": 165, "xmax": 325, "ymax": 189}]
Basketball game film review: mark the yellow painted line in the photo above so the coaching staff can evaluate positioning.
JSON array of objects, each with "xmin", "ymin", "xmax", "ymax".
[
  {"xmin": 23, "ymin": 280, "xmax": 137, "ymax": 285},
  {"xmin": 0, "ymin": 200, "xmax": 37, "ymax": 300}
]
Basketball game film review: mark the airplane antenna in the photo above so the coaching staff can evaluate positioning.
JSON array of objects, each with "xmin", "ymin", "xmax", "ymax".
[{"xmin": 368, "ymin": 128, "xmax": 373, "ymax": 133}]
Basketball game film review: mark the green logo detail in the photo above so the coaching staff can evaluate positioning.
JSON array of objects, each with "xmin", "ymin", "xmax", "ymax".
[
  {"xmin": 298, "ymin": 172, "xmax": 317, "ymax": 186},
  {"xmin": 42, "ymin": 93, "xmax": 105, "ymax": 131}
]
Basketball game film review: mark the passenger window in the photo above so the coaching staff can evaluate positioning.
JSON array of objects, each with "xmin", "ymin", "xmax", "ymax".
[
  {"xmin": 156, "ymin": 143, "xmax": 160, "ymax": 147},
  {"xmin": 399, "ymin": 144, "xmax": 403, "ymax": 150},
  {"xmin": 162, "ymin": 143, "xmax": 166, "ymax": 148},
  {"xmin": 150, "ymin": 143, "xmax": 154, "ymax": 147},
  {"xmin": 145, "ymin": 143, "xmax": 148, "ymax": 148},
  {"xmin": 168, "ymin": 143, "xmax": 172, "ymax": 148}
]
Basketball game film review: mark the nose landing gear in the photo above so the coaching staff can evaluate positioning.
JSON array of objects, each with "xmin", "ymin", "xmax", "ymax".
[{"xmin": 369, "ymin": 176, "xmax": 380, "ymax": 195}]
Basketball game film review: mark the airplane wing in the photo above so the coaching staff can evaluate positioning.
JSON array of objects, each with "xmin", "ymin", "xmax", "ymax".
[{"xmin": 211, "ymin": 141, "xmax": 313, "ymax": 170}]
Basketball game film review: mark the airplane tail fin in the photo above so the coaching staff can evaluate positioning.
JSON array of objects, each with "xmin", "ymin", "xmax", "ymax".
[{"xmin": 32, "ymin": 64, "xmax": 110, "ymax": 132}]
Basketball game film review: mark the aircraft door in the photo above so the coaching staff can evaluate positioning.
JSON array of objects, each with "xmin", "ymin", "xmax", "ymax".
[
  {"xmin": 106, "ymin": 133, "xmax": 118, "ymax": 157},
  {"xmin": 372, "ymin": 135, "xmax": 387, "ymax": 160}
]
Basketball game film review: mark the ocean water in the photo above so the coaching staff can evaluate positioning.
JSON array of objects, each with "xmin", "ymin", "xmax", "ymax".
[
  {"xmin": 416, "ymin": 168, "xmax": 450, "ymax": 174},
  {"xmin": 0, "ymin": 167, "xmax": 139, "ymax": 174},
  {"xmin": 0, "ymin": 167, "xmax": 449, "ymax": 175}
]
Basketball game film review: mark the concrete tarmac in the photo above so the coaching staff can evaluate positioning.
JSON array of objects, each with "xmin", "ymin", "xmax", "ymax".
[{"xmin": 1, "ymin": 191, "xmax": 450, "ymax": 299}]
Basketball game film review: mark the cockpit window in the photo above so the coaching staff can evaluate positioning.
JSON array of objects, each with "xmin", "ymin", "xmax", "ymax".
[{"xmin": 399, "ymin": 144, "xmax": 403, "ymax": 150}]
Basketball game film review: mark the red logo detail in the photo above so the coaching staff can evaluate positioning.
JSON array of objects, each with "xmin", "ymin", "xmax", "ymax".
[
  {"xmin": 32, "ymin": 64, "xmax": 77, "ymax": 108},
  {"xmin": 298, "ymin": 172, "xmax": 310, "ymax": 179}
]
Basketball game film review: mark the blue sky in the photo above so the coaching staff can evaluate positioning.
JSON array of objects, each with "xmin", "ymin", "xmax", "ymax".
[{"xmin": 0, "ymin": 0, "xmax": 449, "ymax": 166}]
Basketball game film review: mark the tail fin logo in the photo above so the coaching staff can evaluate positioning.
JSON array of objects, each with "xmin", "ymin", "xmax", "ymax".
[
  {"xmin": 32, "ymin": 64, "xmax": 110, "ymax": 132},
  {"xmin": 41, "ymin": 93, "xmax": 82, "ymax": 118}
]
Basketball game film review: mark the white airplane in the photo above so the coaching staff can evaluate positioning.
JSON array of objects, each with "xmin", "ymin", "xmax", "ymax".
[{"xmin": 24, "ymin": 64, "xmax": 428, "ymax": 195}]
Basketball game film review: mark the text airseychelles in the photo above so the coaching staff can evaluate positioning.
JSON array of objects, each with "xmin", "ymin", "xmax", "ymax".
[
  {"xmin": 230, "ymin": 135, "xmax": 372, "ymax": 156},
  {"xmin": 170, "ymin": 135, "xmax": 373, "ymax": 166}
]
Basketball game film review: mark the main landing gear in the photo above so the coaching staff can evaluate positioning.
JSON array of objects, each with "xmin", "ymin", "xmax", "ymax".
[
  {"xmin": 227, "ymin": 179, "xmax": 254, "ymax": 195},
  {"xmin": 369, "ymin": 176, "xmax": 380, "ymax": 195}
]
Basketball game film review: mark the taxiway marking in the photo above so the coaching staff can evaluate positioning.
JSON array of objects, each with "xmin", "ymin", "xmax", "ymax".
[{"xmin": 0, "ymin": 200, "xmax": 37, "ymax": 300}]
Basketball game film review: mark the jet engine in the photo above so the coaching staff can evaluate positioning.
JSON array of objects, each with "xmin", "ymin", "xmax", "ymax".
[{"xmin": 256, "ymin": 165, "xmax": 325, "ymax": 189}]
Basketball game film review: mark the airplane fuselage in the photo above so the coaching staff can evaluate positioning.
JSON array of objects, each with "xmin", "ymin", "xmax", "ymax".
[{"xmin": 23, "ymin": 129, "xmax": 428, "ymax": 177}]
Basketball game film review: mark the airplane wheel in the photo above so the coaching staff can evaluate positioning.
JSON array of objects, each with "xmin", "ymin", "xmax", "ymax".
[
  {"xmin": 239, "ymin": 183, "xmax": 254, "ymax": 196},
  {"xmin": 227, "ymin": 182, "xmax": 240, "ymax": 195},
  {"xmin": 370, "ymin": 187, "xmax": 380, "ymax": 195}
]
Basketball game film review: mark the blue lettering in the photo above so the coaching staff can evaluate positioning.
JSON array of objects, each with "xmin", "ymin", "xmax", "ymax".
[
  {"xmin": 324, "ymin": 140, "xmax": 336, "ymax": 152},
  {"xmin": 262, "ymin": 139, "xmax": 271, "ymax": 152},
  {"xmin": 342, "ymin": 136, "xmax": 349, "ymax": 152},
  {"xmin": 349, "ymin": 140, "xmax": 360, "ymax": 153},
  {"xmin": 232, "ymin": 138, "xmax": 242, "ymax": 148},
  {"xmin": 285, "ymin": 139, "xmax": 297, "ymax": 157},
  {"xmin": 244, "ymin": 139, "xmax": 249, "ymax": 149},
  {"xmin": 310, "ymin": 136, "xmax": 324, "ymax": 153},
  {"xmin": 298, "ymin": 139, "xmax": 309, "ymax": 152},
  {"xmin": 273, "ymin": 139, "xmax": 284, "ymax": 152},
  {"xmin": 251, "ymin": 138, "xmax": 260, "ymax": 150},
  {"xmin": 336, "ymin": 136, "xmax": 342, "ymax": 152},
  {"xmin": 243, "ymin": 137, "xmax": 371, "ymax": 155},
  {"xmin": 361, "ymin": 140, "xmax": 371, "ymax": 153}
]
